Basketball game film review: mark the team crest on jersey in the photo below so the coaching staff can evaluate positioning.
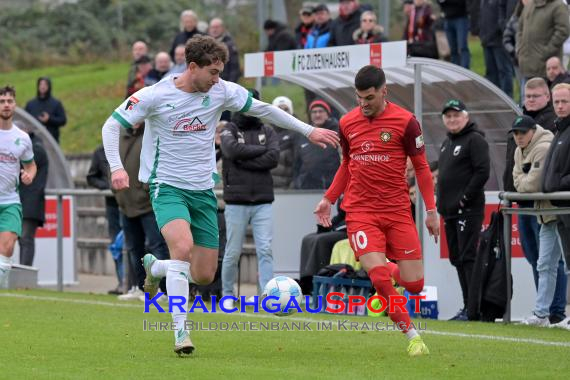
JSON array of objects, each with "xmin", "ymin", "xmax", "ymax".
[
  {"xmin": 173, "ymin": 117, "xmax": 207, "ymax": 136},
  {"xmin": 125, "ymin": 96, "xmax": 139, "ymax": 111},
  {"xmin": 380, "ymin": 131, "xmax": 391, "ymax": 143},
  {"xmin": 202, "ymin": 95, "xmax": 211, "ymax": 107}
]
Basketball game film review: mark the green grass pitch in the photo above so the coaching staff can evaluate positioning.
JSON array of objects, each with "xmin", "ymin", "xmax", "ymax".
[{"xmin": 1, "ymin": 289, "xmax": 569, "ymax": 379}]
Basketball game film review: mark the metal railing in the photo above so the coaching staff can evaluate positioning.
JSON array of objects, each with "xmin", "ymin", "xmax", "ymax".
[
  {"xmin": 45, "ymin": 188, "xmax": 113, "ymax": 291},
  {"xmin": 499, "ymin": 191, "xmax": 570, "ymax": 322}
]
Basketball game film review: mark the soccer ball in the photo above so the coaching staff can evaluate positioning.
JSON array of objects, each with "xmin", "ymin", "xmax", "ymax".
[{"xmin": 261, "ymin": 276, "xmax": 302, "ymax": 317}]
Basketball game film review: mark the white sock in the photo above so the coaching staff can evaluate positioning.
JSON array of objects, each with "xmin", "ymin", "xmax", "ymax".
[
  {"xmin": 0, "ymin": 255, "xmax": 12, "ymax": 289},
  {"xmin": 167, "ymin": 260, "xmax": 190, "ymax": 338},
  {"xmin": 406, "ymin": 329, "xmax": 419, "ymax": 340},
  {"xmin": 152, "ymin": 259, "xmax": 194, "ymax": 284}
]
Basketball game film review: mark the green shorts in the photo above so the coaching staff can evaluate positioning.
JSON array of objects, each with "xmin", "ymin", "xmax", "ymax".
[
  {"xmin": 0, "ymin": 203, "xmax": 22, "ymax": 237},
  {"xmin": 149, "ymin": 183, "xmax": 219, "ymax": 249}
]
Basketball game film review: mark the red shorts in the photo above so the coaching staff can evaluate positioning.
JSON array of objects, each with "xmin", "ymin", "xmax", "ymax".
[{"xmin": 345, "ymin": 210, "xmax": 422, "ymax": 261}]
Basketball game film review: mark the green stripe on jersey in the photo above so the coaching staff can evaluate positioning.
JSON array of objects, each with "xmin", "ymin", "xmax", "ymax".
[
  {"xmin": 111, "ymin": 111, "xmax": 132, "ymax": 129},
  {"xmin": 238, "ymin": 91, "xmax": 253, "ymax": 113},
  {"xmin": 21, "ymin": 157, "xmax": 34, "ymax": 164},
  {"xmin": 148, "ymin": 137, "xmax": 160, "ymax": 185}
]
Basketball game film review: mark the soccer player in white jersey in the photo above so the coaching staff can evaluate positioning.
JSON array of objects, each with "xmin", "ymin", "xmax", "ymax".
[
  {"xmin": 0, "ymin": 86, "xmax": 37, "ymax": 288},
  {"xmin": 102, "ymin": 35, "xmax": 339, "ymax": 356}
]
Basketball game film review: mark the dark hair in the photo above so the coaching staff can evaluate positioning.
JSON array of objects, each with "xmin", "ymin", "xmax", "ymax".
[
  {"xmin": 263, "ymin": 19, "xmax": 278, "ymax": 30},
  {"xmin": 0, "ymin": 85, "xmax": 16, "ymax": 98},
  {"xmin": 355, "ymin": 65, "xmax": 386, "ymax": 90},
  {"xmin": 185, "ymin": 35, "xmax": 228, "ymax": 67}
]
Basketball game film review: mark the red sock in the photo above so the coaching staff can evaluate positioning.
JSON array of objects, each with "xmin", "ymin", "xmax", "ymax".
[
  {"xmin": 368, "ymin": 265, "xmax": 411, "ymax": 333},
  {"xmin": 387, "ymin": 262, "xmax": 424, "ymax": 294}
]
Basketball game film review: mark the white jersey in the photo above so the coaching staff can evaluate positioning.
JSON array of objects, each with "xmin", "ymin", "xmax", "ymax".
[
  {"xmin": 0, "ymin": 125, "xmax": 34, "ymax": 204},
  {"xmin": 112, "ymin": 76, "xmax": 252, "ymax": 190}
]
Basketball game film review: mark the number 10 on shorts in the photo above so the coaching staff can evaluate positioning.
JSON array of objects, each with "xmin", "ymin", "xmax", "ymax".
[{"xmin": 351, "ymin": 231, "xmax": 368, "ymax": 252}]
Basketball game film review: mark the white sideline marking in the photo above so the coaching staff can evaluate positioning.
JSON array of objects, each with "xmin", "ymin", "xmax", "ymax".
[{"xmin": 2, "ymin": 293, "xmax": 570, "ymax": 348}]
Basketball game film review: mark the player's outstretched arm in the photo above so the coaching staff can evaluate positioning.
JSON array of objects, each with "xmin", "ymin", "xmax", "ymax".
[
  {"xmin": 102, "ymin": 116, "xmax": 129, "ymax": 190},
  {"xmin": 410, "ymin": 153, "xmax": 440, "ymax": 243},
  {"xmin": 245, "ymin": 99, "xmax": 339, "ymax": 148}
]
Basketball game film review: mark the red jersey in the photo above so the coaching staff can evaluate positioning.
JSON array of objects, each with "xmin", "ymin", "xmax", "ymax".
[{"xmin": 325, "ymin": 102, "xmax": 430, "ymax": 213}]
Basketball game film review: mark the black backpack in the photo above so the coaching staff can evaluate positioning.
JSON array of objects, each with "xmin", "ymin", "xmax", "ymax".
[{"xmin": 467, "ymin": 211, "xmax": 513, "ymax": 322}]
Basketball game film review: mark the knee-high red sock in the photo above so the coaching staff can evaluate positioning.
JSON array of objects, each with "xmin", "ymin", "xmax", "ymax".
[
  {"xmin": 386, "ymin": 262, "xmax": 424, "ymax": 294},
  {"xmin": 368, "ymin": 265, "xmax": 411, "ymax": 333}
]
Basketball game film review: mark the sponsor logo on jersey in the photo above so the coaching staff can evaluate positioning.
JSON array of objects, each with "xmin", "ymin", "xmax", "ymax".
[
  {"xmin": 125, "ymin": 96, "xmax": 139, "ymax": 111},
  {"xmin": 173, "ymin": 117, "xmax": 207, "ymax": 136},
  {"xmin": 0, "ymin": 151, "xmax": 18, "ymax": 164},
  {"xmin": 380, "ymin": 131, "xmax": 391, "ymax": 143},
  {"xmin": 415, "ymin": 134, "xmax": 424, "ymax": 149}
]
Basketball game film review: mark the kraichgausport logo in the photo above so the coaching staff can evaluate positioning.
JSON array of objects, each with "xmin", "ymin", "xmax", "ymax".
[{"xmin": 143, "ymin": 293, "xmax": 425, "ymax": 315}]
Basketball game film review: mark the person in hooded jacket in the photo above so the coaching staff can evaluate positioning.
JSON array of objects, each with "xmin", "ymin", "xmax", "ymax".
[
  {"xmin": 24, "ymin": 77, "xmax": 67, "ymax": 143},
  {"xmin": 437, "ymin": 99, "xmax": 490, "ymax": 321},
  {"xmin": 219, "ymin": 89, "xmax": 280, "ymax": 309}
]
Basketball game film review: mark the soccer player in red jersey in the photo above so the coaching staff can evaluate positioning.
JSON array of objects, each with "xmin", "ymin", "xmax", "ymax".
[{"xmin": 314, "ymin": 65, "xmax": 440, "ymax": 356}]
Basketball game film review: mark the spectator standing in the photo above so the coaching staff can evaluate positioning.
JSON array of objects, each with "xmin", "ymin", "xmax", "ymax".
[
  {"xmin": 436, "ymin": 0, "xmax": 470, "ymax": 68},
  {"xmin": 168, "ymin": 45, "xmax": 187, "ymax": 75},
  {"xmin": 479, "ymin": 0, "xmax": 514, "ymax": 97},
  {"xmin": 263, "ymin": 20, "xmax": 297, "ymax": 51},
  {"xmin": 305, "ymin": 4, "xmax": 332, "ymax": 49},
  {"xmin": 208, "ymin": 18, "xmax": 240, "ymax": 84},
  {"xmin": 511, "ymin": 115, "xmax": 567, "ymax": 325},
  {"xmin": 437, "ymin": 100, "xmax": 490, "ymax": 321},
  {"xmin": 352, "ymin": 10, "xmax": 388, "ymax": 44},
  {"xmin": 169, "ymin": 10, "xmax": 204, "ymax": 60},
  {"xmin": 126, "ymin": 41, "xmax": 149, "ymax": 97},
  {"xmin": 146, "ymin": 52, "xmax": 172, "ymax": 86},
  {"xmin": 546, "ymin": 56, "xmax": 570, "ymax": 89},
  {"xmin": 503, "ymin": 1, "xmax": 524, "ymax": 100},
  {"xmin": 86, "ymin": 145, "xmax": 123, "ymax": 295},
  {"xmin": 219, "ymin": 90, "xmax": 279, "ymax": 308},
  {"xmin": 126, "ymin": 55, "xmax": 152, "ymax": 98},
  {"xmin": 403, "ymin": 0, "xmax": 438, "ymax": 58},
  {"xmin": 24, "ymin": 77, "xmax": 67, "ymax": 143},
  {"xmin": 295, "ymin": 5, "xmax": 314, "ymax": 49},
  {"xmin": 270, "ymin": 97, "xmax": 296, "ymax": 188},
  {"xmin": 328, "ymin": 0, "xmax": 363, "ymax": 46},
  {"xmin": 292, "ymin": 100, "xmax": 340, "ymax": 190},
  {"xmin": 540, "ymin": 83, "xmax": 570, "ymax": 329},
  {"xmin": 18, "ymin": 128, "xmax": 49, "ymax": 266},
  {"xmin": 113, "ymin": 123, "xmax": 170, "ymax": 301},
  {"xmin": 516, "ymin": 0, "xmax": 570, "ymax": 80}
]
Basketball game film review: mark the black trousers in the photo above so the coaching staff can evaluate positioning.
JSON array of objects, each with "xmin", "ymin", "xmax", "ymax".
[
  {"xmin": 444, "ymin": 214, "xmax": 484, "ymax": 309},
  {"xmin": 19, "ymin": 219, "xmax": 40, "ymax": 266}
]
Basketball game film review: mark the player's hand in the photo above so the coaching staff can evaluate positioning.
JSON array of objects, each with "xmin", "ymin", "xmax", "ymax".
[
  {"xmin": 425, "ymin": 210, "xmax": 440, "ymax": 244},
  {"xmin": 20, "ymin": 169, "xmax": 33, "ymax": 185},
  {"xmin": 111, "ymin": 169, "xmax": 129, "ymax": 190},
  {"xmin": 314, "ymin": 197, "xmax": 332, "ymax": 227},
  {"xmin": 308, "ymin": 128, "xmax": 340, "ymax": 149}
]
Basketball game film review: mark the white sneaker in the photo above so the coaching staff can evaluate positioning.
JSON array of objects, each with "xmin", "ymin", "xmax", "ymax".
[
  {"xmin": 245, "ymin": 295, "xmax": 256, "ymax": 303},
  {"xmin": 550, "ymin": 316, "xmax": 570, "ymax": 330},
  {"xmin": 522, "ymin": 314, "xmax": 550, "ymax": 327},
  {"xmin": 118, "ymin": 287, "xmax": 144, "ymax": 301},
  {"xmin": 222, "ymin": 298, "xmax": 234, "ymax": 310},
  {"xmin": 174, "ymin": 329, "xmax": 194, "ymax": 356},
  {"xmin": 139, "ymin": 292, "xmax": 169, "ymax": 303}
]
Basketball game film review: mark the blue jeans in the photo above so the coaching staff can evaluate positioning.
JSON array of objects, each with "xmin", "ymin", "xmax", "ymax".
[
  {"xmin": 444, "ymin": 17, "xmax": 470, "ymax": 68},
  {"xmin": 483, "ymin": 46, "xmax": 514, "ymax": 97},
  {"xmin": 519, "ymin": 212, "xmax": 567, "ymax": 317},
  {"xmin": 222, "ymin": 204, "xmax": 274, "ymax": 296},
  {"xmin": 534, "ymin": 222, "xmax": 567, "ymax": 318},
  {"xmin": 121, "ymin": 211, "xmax": 169, "ymax": 290}
]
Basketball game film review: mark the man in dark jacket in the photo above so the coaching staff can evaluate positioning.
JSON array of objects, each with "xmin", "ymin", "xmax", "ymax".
[
  {"xmin": 169, "ymin": 10, "xmax": 204, "ymax": 60},
  {"xmin": 292, "ymin": 100, "xmax": 340, "ymax": 189},
  {"xmin": 219, "ymin": 90, "xmax": 280, "ymax": 309},
  {"xmin": 479, "ymin": 0, "xmax": 513, "ymax": 97},
  {"xmin": 295, "ymin": 5, "xmax": 314, "ymax": 49},
  {"xmin": 208, "ymin": 18, "xmax": 241, "ymax": 84},
  {"xmin": 24, "ymin": 77, "xmax": 67, "ymax": 143},
  {"xmin": 263, "ymin": 20, "xmax": 297, "ymax": 51},
  {"xmin": 114, "ymin": 123, "xmax": 169, "ymax": 301},
  {"xmin": 328, "ymin": 0, "xmax": 363, "ymax": 46},
  {"xmin": 270, "ymin": 96, "xmax": 296, "ymax": 188},
  {"xmin": 86, "ymin": 145, "xmax": 122, "ymax": 294},
  {"xmin": 437, "ymin": 99, "xmax": 490, "ymax": 321},
  {"xmin": 18, "ymin": 130, "xmax": 48, "ymax": 266},
  {"xmin": 543, "ymin": 84, "xmax": 570, "ymax": 328},
  {"xmin": 546, "ymin": 56, "xmax": 570, "ymax": 90}
]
